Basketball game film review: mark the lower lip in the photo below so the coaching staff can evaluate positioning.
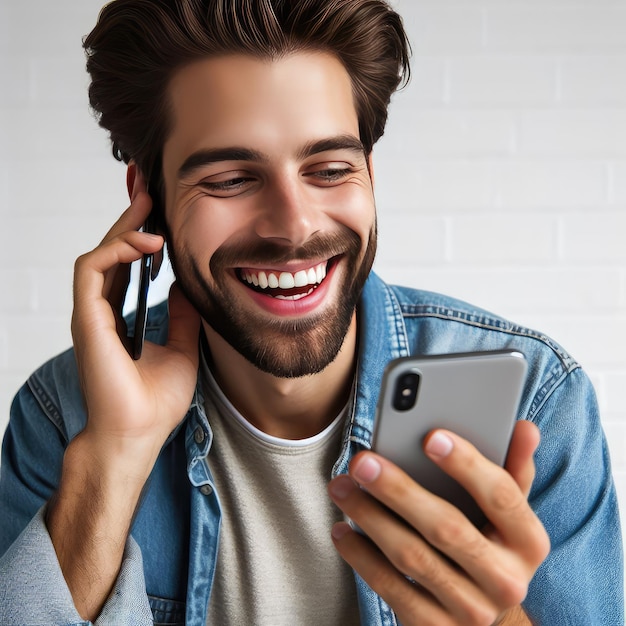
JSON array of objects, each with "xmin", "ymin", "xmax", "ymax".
[{"xmin": 236, "ymin": 261, "xmax": 340, "ymax": 317}]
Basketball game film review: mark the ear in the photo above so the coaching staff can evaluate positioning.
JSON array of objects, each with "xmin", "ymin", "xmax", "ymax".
[
  {"xmin": 126, "ymin": 162, "xmax": 150, "ymax": 203},
  {"xmin": 126, "ymin": 161, "xmax": 138, "ymax": 200}
]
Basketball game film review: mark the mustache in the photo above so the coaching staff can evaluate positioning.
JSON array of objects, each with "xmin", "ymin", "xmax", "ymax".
[{"xmin": 209, "ymin": 229, "xmax": 362, "ymax": 273}]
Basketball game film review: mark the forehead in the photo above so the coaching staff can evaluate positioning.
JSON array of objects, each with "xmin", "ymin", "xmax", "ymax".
[{"xmin": 162, "ymin": 51, "xmax": 360, "ymax": 170}]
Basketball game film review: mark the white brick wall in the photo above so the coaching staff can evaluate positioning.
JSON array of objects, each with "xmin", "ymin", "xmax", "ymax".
[
  {"xmin": 375, "ymin": 3, "xmax": 626, "ymax": 601},
  {"xmin": 1, "ymin": 0, "xmax": 625, "ymax": 602}
]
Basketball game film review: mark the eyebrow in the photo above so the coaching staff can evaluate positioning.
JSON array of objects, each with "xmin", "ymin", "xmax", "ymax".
[
  {"xmin": 177, "ymin": 134, "xmax": 365, "ymax": 179},
  {"xmin": 297, "ymin": 134, "xmax": 366, "ymax": 161},
  {"xmin": 178, "ymin": 147, "xmax": 267, "ymax": 179}
]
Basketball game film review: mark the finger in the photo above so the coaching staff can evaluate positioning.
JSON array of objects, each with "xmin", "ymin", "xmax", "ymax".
[
  {"xmin": 75, "ymin": 231, "xmax": 164, "ymax": 301},
  {"xmin": 329, "ymin": 475, "xmax": 501, "ymax": 623},
  {"xmin": 110, "ymin": 262, "xmax": 132, "ymax": 343},
  {"xmin": 504, "ymin": 421, "xmax": 540, "ymax": 497},
  {"xmin": 72, "ymin": 232, "xmax": 165, "ymax": 355},
  {"xmin": 329, "ymin": 521, "xmax": 457, "ymax": 626},
  {"xmin": 422, "ymin": 431, "xmax": 550, "ymax": 563},
  {"xmin": 99, "ymin": 173, "xmax": 152, "ymax": 246},
  {"xmin": 105, "ymin": 239, "xmax": 164, "ymax": 318},
  {"xmin": 340, "ymin": 451, "xmax": 540, "ymax": 610},
  {"xmin": 107, "ymin": 260, "xmax": 132, "ymax": 322},
  {"xmin": 164, "ymin": 282, "xmax": 201, "ymax": 363}
]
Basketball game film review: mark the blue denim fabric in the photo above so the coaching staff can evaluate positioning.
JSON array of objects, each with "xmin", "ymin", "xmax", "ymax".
[{"xmin": 1, "ymin": 272, "xmax": 623, "ymax": 625}]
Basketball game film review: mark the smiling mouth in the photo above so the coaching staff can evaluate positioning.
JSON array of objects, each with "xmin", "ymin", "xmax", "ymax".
[{"xmin": 236, "ymin": 259, "xmax": 333, "ymax": 301}]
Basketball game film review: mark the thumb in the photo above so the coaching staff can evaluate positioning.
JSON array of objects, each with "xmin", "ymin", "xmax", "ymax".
[{"xmin": 505, "ymin": 420, "xmax": 540, "ymax": 498}]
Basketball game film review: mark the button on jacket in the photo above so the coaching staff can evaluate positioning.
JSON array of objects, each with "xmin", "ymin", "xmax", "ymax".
[{"xmin": 1, "ymin": 273, "xmax": 623, "ymax": 625}]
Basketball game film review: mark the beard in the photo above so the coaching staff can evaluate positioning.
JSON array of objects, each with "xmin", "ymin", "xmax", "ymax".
[{"xmin": 167, "ymin": 223, "xmax": 376, "ymax": 378}]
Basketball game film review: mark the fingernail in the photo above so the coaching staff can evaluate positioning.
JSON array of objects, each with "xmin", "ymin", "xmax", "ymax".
[
  {"xmin": 329, "ymin": 475, "xmax": 355, "ymax": 500},
  {"xmin": 352, "ymin": 455, "xmax": 381, "ymax": 484},
  {"xmin": 331, "ymin": 522, "xmax": 351, "ymax": 540},
  {"xmin": 425, "ymin": 431, "xmax": 454, "ymax": 459}
]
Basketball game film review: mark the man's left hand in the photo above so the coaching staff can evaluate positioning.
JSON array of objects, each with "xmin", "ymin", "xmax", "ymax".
[{"xmin": 328, "ymin": 420, "xmax": 549, "ymax": 626}]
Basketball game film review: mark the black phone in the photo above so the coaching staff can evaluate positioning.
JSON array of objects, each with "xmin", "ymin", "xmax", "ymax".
[
  {"xmin": 132, "ymin": 214, "xmax": 156, "ymax": 360},
  {"xmin": 131, "ymin": 174, "xmax": 162, "ymax": 360},
  {"xmin": 372, "ymin": 350, "xmax": 527, "ymax": 526}
]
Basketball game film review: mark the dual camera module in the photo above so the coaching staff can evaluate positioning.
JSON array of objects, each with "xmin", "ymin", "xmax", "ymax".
[{"xmin": 392, "ymin": 371, "xmax": 421, "ymax": 411}]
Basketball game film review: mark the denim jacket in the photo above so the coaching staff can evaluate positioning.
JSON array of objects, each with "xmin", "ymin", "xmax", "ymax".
[{"xmin": 1, "ymin": 273, "xmax": 623, "ymax": 625}]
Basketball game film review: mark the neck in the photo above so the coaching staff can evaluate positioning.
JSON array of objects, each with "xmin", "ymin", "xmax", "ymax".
[{"xmin": 202, "ymin": 315, "xmax": 358, "ymax": 440}]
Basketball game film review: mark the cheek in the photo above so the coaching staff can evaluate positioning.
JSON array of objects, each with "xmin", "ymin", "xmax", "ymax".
[
  {"xmin": 330, "ymin": 185, "xmax": 375, "ymax": 238},
  {"xmin": 167, "ymin": 200, "xmax": 244, "ymax": 259}
]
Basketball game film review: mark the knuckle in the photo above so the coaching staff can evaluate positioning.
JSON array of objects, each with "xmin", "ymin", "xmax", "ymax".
[
  {"xmin": 366, "ymin": 555, "xmax": 404, "ymax": 592},
  {"xmin": 457, "ymin": 531, "xmax": 490, "ymax": 567},
  {"xmin": 428, "ymin": 512, "xmax": 473, "ymax": 553},
  {"xmin": 73, "ymin": 252, "xmax": 91, "ymax": 273},
  {"xmin": 463, "ymin": 602, "xmax": 499, "ymax": 626},
  {"xmin": 391, "ymin": 540, "xmax": 443, "ymax": 586},
  {"xmin": 495, "ymin": 573, "xmax": 529, "ymax": 609},
  {"xmin": 453, "ymin": 444, "xmax": 480, "ymax": 474},
  {"xmin": 486, "ymin": 558, "xmax": 532, "ymax": 609},
  {"xmin": 391, "ymin": 538, "xmax": 429, "ymax": 577},
  {"xmin": 489, "ymin": 476, "xmax": 525, "ymax": 514}
]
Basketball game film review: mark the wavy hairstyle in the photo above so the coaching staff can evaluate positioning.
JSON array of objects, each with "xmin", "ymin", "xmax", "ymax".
[{"xmin": 84, "ymin": 0, "xmax": 411, "ymax": 209}]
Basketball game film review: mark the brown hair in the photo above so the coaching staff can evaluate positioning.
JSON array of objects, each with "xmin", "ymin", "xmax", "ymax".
[{"xmin": 84, "ymin": 0, "xmax": 411, "ymax": 206}]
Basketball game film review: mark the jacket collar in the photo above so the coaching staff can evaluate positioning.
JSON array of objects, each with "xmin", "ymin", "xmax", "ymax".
[{"xmin": 332, "ymin": 272, "xmax": 410, "ymax": 476}]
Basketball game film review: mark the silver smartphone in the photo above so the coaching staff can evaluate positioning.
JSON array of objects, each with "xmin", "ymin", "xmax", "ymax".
[{"xmin": 372, "ymin": 350, "xmax": 527, "ymax": 526}]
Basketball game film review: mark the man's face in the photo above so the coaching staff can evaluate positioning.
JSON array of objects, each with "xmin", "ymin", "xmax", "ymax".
[{"xmin": 161, "ymin": 52, "xmax": 376, "ymax": 378}]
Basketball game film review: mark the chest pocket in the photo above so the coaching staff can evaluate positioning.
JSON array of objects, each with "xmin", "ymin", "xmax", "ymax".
[{"xmin": 148, "ymin": 595, "xmax": 185, "ymax": 626}]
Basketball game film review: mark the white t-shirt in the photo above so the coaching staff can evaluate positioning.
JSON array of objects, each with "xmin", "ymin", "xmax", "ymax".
[{"xmin": 201, "ymin": 359, "xmax": 361, "ymax": 625}]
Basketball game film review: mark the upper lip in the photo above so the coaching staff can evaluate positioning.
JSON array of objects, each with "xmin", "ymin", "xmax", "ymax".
[{"xmin": 237, "ymin": 258, "xmax": 332, "ymax": 274}]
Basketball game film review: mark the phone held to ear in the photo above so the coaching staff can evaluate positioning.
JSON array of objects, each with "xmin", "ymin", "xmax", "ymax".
[
  {"xmin": 372, "ymin": 350, "xmax": 528, "ymax": 527},
  {"xmin": 131, "ymin": 170, "xmax": 165, "ymax": 359},
  {"xmin": 132, "ymin": 214, "xmax": 157, "ymax": 360}
]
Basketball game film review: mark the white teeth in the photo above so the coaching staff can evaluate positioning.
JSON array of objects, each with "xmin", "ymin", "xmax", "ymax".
[
  {"xmin": 294, "ymin": 270, "xmax": 308, "ymax": 288},
  {"xmin": 240, "ymin": 261, "xmax": 328, "ymax": 293},
  {"xmin": 278, "ymin": 272, "xmax": 295, "ymax": 289}
]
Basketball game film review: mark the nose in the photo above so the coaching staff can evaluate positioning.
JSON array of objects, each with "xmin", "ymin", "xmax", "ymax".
[{"xmin": 253, "ymin": 177, "xmax": 320, "ymax": 247}]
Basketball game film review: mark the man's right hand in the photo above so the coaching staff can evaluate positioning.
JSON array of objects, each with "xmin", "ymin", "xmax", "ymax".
[
  {"xmin": 71, "ymin": 168, "xmax": 200, "ymax": 471},
  {"xmin": 47, "ymin": 168, "xmax": 201, "ymax": 620}
]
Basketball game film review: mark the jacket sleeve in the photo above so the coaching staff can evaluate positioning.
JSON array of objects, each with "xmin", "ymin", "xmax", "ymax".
[
  {"xmin": 0, "ymin": 507, "xmax": 152, "ymax": 626},
  {"xmin": 0, "ymin": 381, "xmax": 153, "ymax": 626},
  {"xmin": 523, "ymin": 367, "xmax": 624, "ymax": 624}
]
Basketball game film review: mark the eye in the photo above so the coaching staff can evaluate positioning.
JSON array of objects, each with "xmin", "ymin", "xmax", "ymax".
[
  {"xmin": 198, "ymin": 173, "xmax": 255, "ymax": 197},
  {"xmin": 306, "ymin": 165, "xmax": 354, "ymax": 185}
]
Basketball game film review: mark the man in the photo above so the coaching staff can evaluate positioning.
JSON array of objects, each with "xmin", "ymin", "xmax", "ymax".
[{"xmin": 0, "ymin": 1, "xmax": 622, "ymax": 624}]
